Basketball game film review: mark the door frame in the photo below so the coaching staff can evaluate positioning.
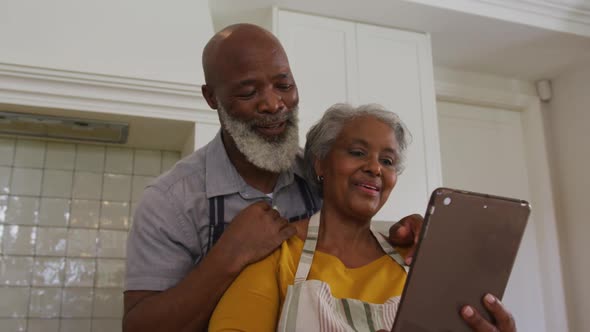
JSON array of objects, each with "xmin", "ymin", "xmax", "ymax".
[{"xmin": 435, "ymin": 80, "xmax": 569, "ymax": 332}]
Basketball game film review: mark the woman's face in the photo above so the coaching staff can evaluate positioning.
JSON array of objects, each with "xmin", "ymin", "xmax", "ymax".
[{"xmin": 316, "ymin": 115, "xmax": 399, "ymax": 220}]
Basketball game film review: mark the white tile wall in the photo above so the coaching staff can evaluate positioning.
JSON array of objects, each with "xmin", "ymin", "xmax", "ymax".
[
  {"xmin": 0, "ymin": 256, "xmax": 33, "ymax": 286},
  {"xmin": 28, "ymin": 318, "xmax": 60, "ymax": 332},
  {"xmin": 75, "ymin": 146, "xmax": 105, "ymax": 173},
  {"xmin": 32, "ymin": 258, "xmax": 64, "ymax": 287},
  {"xmin": 6, "ymin": 197, "xmax": 39, "ymax": 225},
  {"xmin": 131, "ymin": 176, "xmax": 155, "ymax": 202},
  {"xmin": 102, "ymin": 174, "xmax": 131, "ymax": 202},
  {"xmin": 0, "ymin": 137, "xmax": 180, "ymax": 330},
  {"xmin": 60, "ymin": 319, "xmax": 91, "ymax": 332},
  {"xmin": 0, "ymin": 167, "xmax": 11, "ymax": 194},
  {"xmin": 11, "ymin": 168, "xmax": 43, "ymax": 196},
  {"xmin": 35, "ymin": 228, "xmax": 67, "ymax": 256},
  {"xmin": 105, "ymin": 147, "xmax": 133, "ymax": 174},
  {"xmin": 70, "ymin": 200, "xmax": 100, "ymax": 229},
  {"xmin": 64, "ymin": 259, "xmax": 95, "ymax": 287},
  {"xmin": 95, "ymin": 259, "xmax": 125, "ymax": 288},
  {"xmin": 0, "ymin": 195, "xmax": 7, "ymax": 223},
  {"xmin": 61, "ymin": 288, "xmax": 93, "ymax": 318},
  {"xmin": 14, "ymin": 140, "xmax": 45, "ymax": 168},
  {"xmin": 91, "ymin": 319, "xmax": 122, "ymax": 332},
  {"xmin": 0, "ymin": 287, "xmax": 30, "ymax": 317},
  {"xmin": 45, "ymin": 142, "xmax": 76, "ymax": 170},
  {"xmin": 3, "ymin": 225, "xmax": 37, "ymax": 255},
  {"xmin": 72, "ymin": 172, "xmax": 102, "ymax": 200},
  {"xmin": 99, "ymin": 202, "xmax": 129, "ymax": 230},
  {"xmin": 66, "ymin": 229, "xmax": 98, "ymax": 257},
  {"xmin": 0, "ymin": 318, "xmax": 27, "ymax": 332},
  {"xmin": 93, "ymin": 289, "xmax": 123, "ymax": 318},
  {"xmin": 38, "ymin": 199, "xmax": 70, "ymax": 227},
  {"xmin": 41, "ymin": 170, "xmax": 73, "ymax": 198},
  {"xmin": 0, "ymin": 138, "xmax": 15, "ymax": 166},
  {"xmin": 29, "ymin": 287, "xmax": 62, "ymax": 318},
  {"xmin": 133, "ymin": 150, "xmax": 161, "ymax": 176}
]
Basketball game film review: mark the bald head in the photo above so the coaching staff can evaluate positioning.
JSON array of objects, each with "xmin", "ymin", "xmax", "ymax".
[{"xmin": 202, "ymin": 24, "xmax": 288, "ymax": 88}]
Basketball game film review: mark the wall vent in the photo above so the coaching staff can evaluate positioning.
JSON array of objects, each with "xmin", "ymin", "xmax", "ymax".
[{"xmin": 0, "ymin": 111, "xmax": 129, "ymax": 144}]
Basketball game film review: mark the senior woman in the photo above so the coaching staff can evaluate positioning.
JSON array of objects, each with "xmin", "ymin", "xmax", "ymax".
[{"xmin": 209, "ymin": 103, "xmax": 516, "ymax": 332}]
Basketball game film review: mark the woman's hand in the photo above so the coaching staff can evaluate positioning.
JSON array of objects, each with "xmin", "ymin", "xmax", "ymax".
[
  {"xmin": 388, "ymin": 214, "xmax": 423, "ymax": 265},
  {"xmin": 461, "ymin": 294, "xmax": 516, "ymax": 332}
]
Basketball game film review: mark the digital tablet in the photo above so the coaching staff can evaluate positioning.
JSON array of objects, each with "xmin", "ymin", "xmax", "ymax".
[{"xmin": 391, "ymin": 187, "xmax": 531, "ymax": 332}]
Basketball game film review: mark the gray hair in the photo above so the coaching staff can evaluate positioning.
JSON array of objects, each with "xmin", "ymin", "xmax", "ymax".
[{"xmin": 303, "ymin": 103, "xmax": 411, "ymax": 195}]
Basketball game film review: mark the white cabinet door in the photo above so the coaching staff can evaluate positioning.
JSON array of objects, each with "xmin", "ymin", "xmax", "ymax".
[
  {"xmin": 276, "ymin": 10, "xmax": 358, "ymax": 145},
  {"xmin": 275, "ymin": 10, "xmax": 441, "ymax": 221},
  {"xmin": 356, "ymin": 23, "xmax": 441, "ymax": 221}
]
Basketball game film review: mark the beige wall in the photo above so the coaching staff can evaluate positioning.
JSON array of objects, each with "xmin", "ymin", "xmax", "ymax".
[{"xmin": 544, "ymin": 60, "xmax": 590, "ymax": 332}]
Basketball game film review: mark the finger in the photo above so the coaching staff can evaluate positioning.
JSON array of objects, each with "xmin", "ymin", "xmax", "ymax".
[
  {"xmin": 406, "ymin": 218, "xmax": 422, "ymax": 265},
  {"xmin": 389, "ymin": 221, "xmax": 412, "ymax": 246},
  {"xmin": 258, "ymin": 201, "xmax": 272, "ymax": 210},
  {"xmin": 268, "ymin": 208, "xmax": 281, "ymax": 220},
  {"xmin": 483, "ymin": 294, "xmax": 516, "ymax": 331},
  {"xmin": 461, "ymin": 305, "xmax": 498, "ymax": 332},
  {"xmin": 277, "ymin": 223, "xmax": 297, "ymax": 241}
]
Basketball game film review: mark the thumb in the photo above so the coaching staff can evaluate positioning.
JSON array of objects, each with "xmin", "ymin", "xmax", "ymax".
[{"xmin": 389, "ymin": 221, "xmax": 412, "ymax": 246}]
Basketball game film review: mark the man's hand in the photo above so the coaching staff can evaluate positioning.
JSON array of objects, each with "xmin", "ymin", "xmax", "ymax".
[
  {"xmin": 216, "ymin": 201, "xmax": 296, "ymax": 273},
  {"xmin": 461, "ymin": 294, "xmax": 517, "ymax": 332},
  {"xmin": 388, "ymin": 214, "xmax": 423, "ymax": 265}
]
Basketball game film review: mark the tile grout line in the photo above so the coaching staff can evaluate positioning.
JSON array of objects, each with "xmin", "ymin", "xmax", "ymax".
[
  {"xmin": 24, "ymin": 139, "xmax": 48, "ymax": 330},
  {"xmin": 57, "ymin": 142, "xmax": 78, "ymax": 332}
]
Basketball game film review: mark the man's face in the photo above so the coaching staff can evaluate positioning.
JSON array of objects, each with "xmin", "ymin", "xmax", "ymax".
[
  {"xmin": 207, "ymin": 38, "xmax": 301, "ymax": 173},
  {"xmin": 213, "ymin": 43, "xmax": 300, "ymax": 143}
]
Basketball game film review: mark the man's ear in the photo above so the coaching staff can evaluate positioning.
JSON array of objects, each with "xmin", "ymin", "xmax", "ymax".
[
  {"xmin": 201, "ymin": 84, "xmax": 218, "ymax": 110},
  {"xmin": 313, "ymin": 158, "xmax": 323, "ymax": 179}
]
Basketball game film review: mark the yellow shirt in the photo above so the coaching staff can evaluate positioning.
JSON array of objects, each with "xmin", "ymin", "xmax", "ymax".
[{"xmin": 209, "ymin": 235, "xmax": 407, "ymax": 332}]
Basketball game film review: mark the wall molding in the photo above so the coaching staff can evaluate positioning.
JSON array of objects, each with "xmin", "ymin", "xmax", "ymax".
[
  {"xmin": 435, "ymin": 80, "xmax": 538, "ymax": 111},
  {"xmin": 412, "ymin": 0, "xmax": 590, "ymax": 36},
  {"xmin": 481, "ymin": 0, "xmax": 590, "ymax": 24},
  {"xmin": 0, "ymin": 63, "xmax": 217, "ymax": 123}
]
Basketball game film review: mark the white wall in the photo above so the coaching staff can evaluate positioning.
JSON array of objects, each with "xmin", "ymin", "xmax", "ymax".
[
  {"xmin": 544, "ymin": 60, "xmax": 590, "ymax": 332},
  {"xmin": 435, "ymin": 66, "xmax": 569, "ymax": 332},
  {"xmin": 0, "ymin": 0, "xmax": 214, "ymax": 85}
]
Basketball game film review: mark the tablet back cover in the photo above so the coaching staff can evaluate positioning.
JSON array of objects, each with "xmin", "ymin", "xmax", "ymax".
[{"xmin": 391, "ymin": 188, "xmax": 530, "ymax": 332}]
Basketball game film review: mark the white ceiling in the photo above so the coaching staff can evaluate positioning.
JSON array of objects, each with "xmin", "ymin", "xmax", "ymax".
[{"xmin": 209, "ymin": 0, "xmax": 590, "ymax": 81}]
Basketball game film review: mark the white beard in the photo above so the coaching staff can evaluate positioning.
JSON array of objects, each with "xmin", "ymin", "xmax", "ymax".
[{"xmin": 217, "ymin": 103, "xmax": 300, "ymax": 173}]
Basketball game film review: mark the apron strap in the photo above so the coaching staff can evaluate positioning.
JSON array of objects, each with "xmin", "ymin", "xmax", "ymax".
[
  {"xmin": 293, "ymin": 213, "xmax": 410, "ymax": 284},
  {"xmin": 294, "ymin": 212, "xmax": 321, "ymax": 283},
  {"xmin": 207, "ymin": 196, "xmax": 225, "ymax": 251},
  {"xmin": 289, "ymin": 175, "xmax": 320, "ymax": 222},
  {"xmin": 371, "ymin": 228, "xmax": 410, "ymax": 273}
]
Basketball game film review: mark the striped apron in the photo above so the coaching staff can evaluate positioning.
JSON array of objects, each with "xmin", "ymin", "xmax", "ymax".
[{"xmin": 277, "ymin": 212, "xmax": 409, "ymax": 332}]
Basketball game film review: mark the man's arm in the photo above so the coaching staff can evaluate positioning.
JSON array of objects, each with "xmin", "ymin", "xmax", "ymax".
[{"xmin": 123, "ymin": 196, "xmax": 295, "ymax": 332}]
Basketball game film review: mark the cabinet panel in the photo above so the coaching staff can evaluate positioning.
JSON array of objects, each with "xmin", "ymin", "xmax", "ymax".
[
  {"xmin": 277, "ymin": 11, "xmax": 358, "ymax": 145},
  {"xmin": 276, "ymin": 10, "xmax": 441, "ymax": 221},
  {"xmin": 356, "ymin": 23, "xmax": 441, "ymax": 221}
]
